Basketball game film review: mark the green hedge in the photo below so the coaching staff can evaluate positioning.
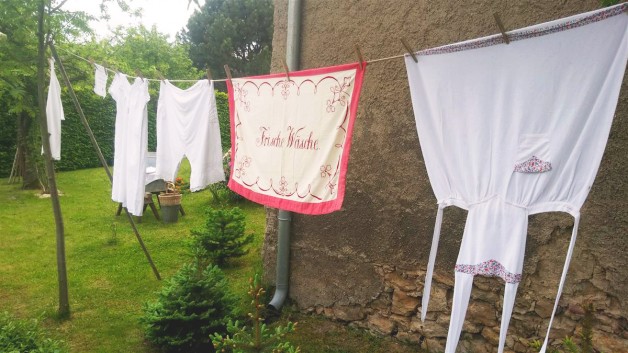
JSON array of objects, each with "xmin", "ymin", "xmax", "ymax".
[{"xmin": 0, "ymin": 89, "xmax": 231, "ymax": 177}]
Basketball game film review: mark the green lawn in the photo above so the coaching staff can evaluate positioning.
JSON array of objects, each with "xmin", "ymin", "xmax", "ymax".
[
  {"xmin": 0, "ymin": 161, "xmax": 265, "ymax": 353},
  {"xmin": 0, "ymin": 161, "xmax": 418, "ymax": 353}
]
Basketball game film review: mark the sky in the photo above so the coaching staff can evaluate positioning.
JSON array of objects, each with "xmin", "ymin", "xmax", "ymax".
[{"xmin": 62, "ymin": 0, "xmax": 205, "ymax": 40}]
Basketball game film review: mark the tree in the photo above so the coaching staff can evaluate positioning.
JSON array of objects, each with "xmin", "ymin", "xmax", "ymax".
[
  {"xmin": 0, "ymin": 0, "xmax": 94, "ymax": 189},
  {"xmin": 183, "ymin": 0, "xmax": 274, "ymax": 78},
  {"xmin": 191, "ymin": 207, "xmax": 254, "ymax": 267},
  {"xmin": 141, "ymin": 264, "xmax": 236, "ymax": 353}
]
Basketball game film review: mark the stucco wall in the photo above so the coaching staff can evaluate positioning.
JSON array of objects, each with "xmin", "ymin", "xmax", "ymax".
[{"xmin": 263, "ymin": 1, "xmax": 628, "ymax": 352}]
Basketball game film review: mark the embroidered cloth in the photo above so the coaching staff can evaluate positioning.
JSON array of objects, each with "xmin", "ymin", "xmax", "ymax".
[
  {"xmin": 226, "ymin": 63, "xmax": 366, "ymax": 215},
  {"xmin": 405, "ymin": 4, "xmax": 628, "ymax": 353}
]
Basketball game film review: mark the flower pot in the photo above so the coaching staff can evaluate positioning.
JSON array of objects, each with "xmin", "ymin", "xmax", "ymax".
[{"xmin": 158, "ymin": 194, "xmax": 181, "ymax": 223}]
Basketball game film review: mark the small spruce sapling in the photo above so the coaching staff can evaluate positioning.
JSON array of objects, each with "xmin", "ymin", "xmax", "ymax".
[
  {"xmin": 141, "ymin": 264, "xmax": 236, "ymax": 353},
  {"xmin": 211, "ymin": 274, "xmax": 300, "ymax": 353},
  {"xmin": 191, "ymin": 207, "xmax": 253, "ymax": 266}
]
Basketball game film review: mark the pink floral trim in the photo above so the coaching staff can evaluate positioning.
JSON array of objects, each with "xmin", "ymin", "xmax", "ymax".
[
  {"xmin": 455, "ymin": 259, "xmax": 522, "ymax": 283},
  {"xmin": 514, "ymin": 156, "xmax": 552, "ymax": 173},
  {"xmin": 418, "ymin": 4, "xmax": 627, "ymax": 56}
]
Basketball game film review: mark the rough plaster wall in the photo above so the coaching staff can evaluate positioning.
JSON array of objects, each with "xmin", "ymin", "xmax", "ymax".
[{"xmin": 264, "ymin": 1, "xmax": 627, "ymax": 351}]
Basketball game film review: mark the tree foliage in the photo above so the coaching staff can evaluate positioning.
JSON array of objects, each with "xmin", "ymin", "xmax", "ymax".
[
  {"xmin": 141, "ymin": 264, "xmax": 236, "ymax": 353},
  {"xmin": 211, "ymin": 274, "xmax": 299, "ymax": 353},
  {"xmin": 191, "ymin": 207, "xmax": 254, "ymax": 267},
  {"xmin": 183, "ymin": 0, "xmax": 274, "ymax": 78}
]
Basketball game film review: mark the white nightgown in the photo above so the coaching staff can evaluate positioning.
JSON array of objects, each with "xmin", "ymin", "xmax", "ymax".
[{"xmin": 405, "ymin": 4, "xmax": 628, "ymax": 353}]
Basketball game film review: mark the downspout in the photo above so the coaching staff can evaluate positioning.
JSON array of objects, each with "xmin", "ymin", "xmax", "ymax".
[{"xmin": 268, "ymin": 0, "xmax": 302, "ymax": 311}]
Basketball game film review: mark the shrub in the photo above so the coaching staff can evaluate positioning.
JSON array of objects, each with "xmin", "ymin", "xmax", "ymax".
[
  {"xmin": 191, "ymin": 207, "xmax": 253, "ymax": 267},
  {"xmin": 0, "ymin": 312, "xmax": 67, "ymax": 353},
  {"xmin": 141, "ymin": 264, "xmax": 236, "ymax": 353},
  {"xmin": 211, "ymin": 274, "xmax": 299, "ymax": 353}
]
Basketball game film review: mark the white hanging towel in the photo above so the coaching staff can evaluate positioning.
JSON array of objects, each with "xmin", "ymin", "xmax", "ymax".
[
  {"xmin": 155, "ymin": 79, "xmax": 224, "ymax": 191},
  {"xmin": 93, "ymin": 63, "xmax": 108, "ymax": 98},
  {"xmin": 44, "ymin": 58, "xmax": 65, "ymax": 160},
  {"xmin": 109, "ymin": 73, "xmax": 150, "ymax": 216},
  {"xmin": 405, "ymin": 4, "xmax": 628, "ymax": 353}
]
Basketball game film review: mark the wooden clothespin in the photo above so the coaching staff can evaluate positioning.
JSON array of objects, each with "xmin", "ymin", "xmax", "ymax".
[
  {"xmin": 282, "ymin": 59, "xmax": 290, "ymax": 81},
  {"xmin": 135, "ymin": 69, "xmax": 144, "ymax": 79},
  {"xmin": 88, "ymin": 57, "xmax": 95, "ymax": 66},
  {"xmin": 206, "ymin": 68, "xmax": 212, "ymax": 81},
  {"xmin": 493, "ymin": 13, "xmax": 510, "ymax": 44},
  {"xmin": 355, "ymin": 44, "xmax": 365, "ymax": 70},
  {"xmin": 400, "ymin": 38, "xmax": 418, "ymax": 63},
  {"xmin": 224, "ymin": 65, "xmax": 232, "ymax": 82},
  {"xmin": 156, "ymin": 70, "xmax": 166, "ymax": 81}
]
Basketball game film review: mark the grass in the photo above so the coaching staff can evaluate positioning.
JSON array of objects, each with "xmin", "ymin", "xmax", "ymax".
[
  {"xmin": 0, "ymin": 160, "xmax": 264, "ymax": 353},
  {"xmin": 0, "ymin": 160, "xmax": 419, "ymax": 353}
]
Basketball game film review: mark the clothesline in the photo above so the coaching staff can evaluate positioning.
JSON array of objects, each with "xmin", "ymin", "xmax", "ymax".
[{"xmin": 56, "ymin": 45, "xmax": 408, "ymax": 83}]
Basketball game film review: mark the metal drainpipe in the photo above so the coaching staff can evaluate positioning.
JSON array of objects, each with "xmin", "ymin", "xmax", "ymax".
[{"xmin": 268, "ymin": 0, "xmax": 302, "ymax": 311}]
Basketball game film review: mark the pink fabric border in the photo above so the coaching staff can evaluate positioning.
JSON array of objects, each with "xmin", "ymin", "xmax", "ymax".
[{"xmin": 227, "ymin": 62, "xmax": 367, "ymax": 215}]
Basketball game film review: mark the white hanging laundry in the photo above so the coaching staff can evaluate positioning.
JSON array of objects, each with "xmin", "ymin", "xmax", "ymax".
[
  {"xmin": 93, "ymin": 63, "xmax": 108, "ymax": 98},
  {"xmin": 155, "ymin": 79, "xmax": 224, "ymax": 191},
  {"xmin": 43, "ymin": 58, "xmax": 65, "ymax": 160},
  {"xmin": 109, "ymin": 73, "xmax": 150, "ymax": 216},
  {"xmin": 405, "ymin": 4, "xmax": 628, "ymax": 353}
]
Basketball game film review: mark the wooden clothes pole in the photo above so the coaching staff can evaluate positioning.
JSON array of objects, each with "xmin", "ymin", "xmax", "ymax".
[{"xmin": 48, "ymin": 42, "xmax": 161, "ymax": 281}]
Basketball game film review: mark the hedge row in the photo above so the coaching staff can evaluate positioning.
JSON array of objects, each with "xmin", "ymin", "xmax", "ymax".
[{"xmin": 0, "ymin": 90, "xmax": 230, "ymax": 177}]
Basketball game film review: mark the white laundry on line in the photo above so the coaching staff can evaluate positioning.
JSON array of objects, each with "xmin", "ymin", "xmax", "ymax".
[
  {"xmin": 93, "ymin": 63, "xmax": 108, "ymax": 98},
  {"xmin": 109, "ymin": 73, "xmax": 150, "ymax": 216},
  {"xmin": 44, "ymin": 58, "xmax": 65, "ymax": 160},
  {"xmin": 155, "ymin": 79, "xmax": 224, "ymax": 191},
  {"xmin": 405, "ymin": 4, "xmax": 628, "ymax": 353}
]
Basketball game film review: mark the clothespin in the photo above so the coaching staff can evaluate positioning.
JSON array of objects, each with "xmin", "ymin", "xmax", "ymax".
[
  {"xmin": 400, "ymin": 38, "xmax": 418, "ymax": 63},
  {"xmin": 88, "ymin": 57, "xmax": 95, "ymax": 67},
  {"xmin": 355, "ymin": 44, "xmax": 365, "ymax": 70},
  {"xmin": 206, "ymin": 68, "xmax": 212, "ymax": 81},
  {"xmin": 156, "ymin": 70, "xmax": 166, "ymax": 81},
  {"xmin": 224, "ymin": 65, "xmax": 232, "ymax": 83},
  {"xmin": 282, "ymin": 59, "xmax": 290, "ymax": 81},
  {"xmin": 493, "ymin": 13, "xmax": 510, "ymax": 44},
  {"xmin": 135, "ymin": 68, "xmax": 144, "ymax": 79}
]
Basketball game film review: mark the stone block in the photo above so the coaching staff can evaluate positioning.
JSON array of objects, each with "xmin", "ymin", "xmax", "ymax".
[
  {"xmin": 368, "ymin": 314, "xmax": 395, "ymax": 335},
  {"xmin": 385, "ymin": 271, "xmax": 418, "ymax": 292},
  {"xmin": 391, "ymin": 289, "xmax": 420, "ymax": 316},
  {"xmin": 333, "ymin": 304, "xmax": 365, "ymax": 322},
  {"xmin": 467, "ymin": 300, "xmax": 497, "ymax": 327},
  {"xmin": 481, "ymin": 327, "xmax": 499, "ymax": 345},
  {"xmin": 428, "ymin": 284, "xmax": 449, "ymax": 312},
  {"xmin": 396, "ymin": 330, "xmax": 421, "ymax": 343}
]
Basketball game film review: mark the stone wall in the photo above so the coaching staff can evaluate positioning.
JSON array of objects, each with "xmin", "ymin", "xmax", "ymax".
[{"xmin": 263, "ymin": 1, "xmax": 628, "ymax": 352}]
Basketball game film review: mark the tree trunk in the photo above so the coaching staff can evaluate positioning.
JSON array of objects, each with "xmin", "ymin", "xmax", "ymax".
[
  {"xmin": 37, "ymin": 0, "xmax": 70, "ymax": 318},
  {"xmin": 17, "ymin": 110, "xmax": 42, "ymax": 190}
]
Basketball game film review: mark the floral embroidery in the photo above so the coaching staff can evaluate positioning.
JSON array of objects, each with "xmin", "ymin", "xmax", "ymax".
[
  {"xmin": 234, "ymin": 83, "xmax": 250, "ymax": 112},
  {"xmin": 418, "ymin": 4, "xmax": 626, "ymax": 57},
  {"xmin": 320, "ymin": 164, "xmax": 331, "ymax": 178},
  {"xmin": 455, "ymin": 259, "xmax": 522, "ymax": 284},
  {"xmin": 234, "ymin": 156, "xmax": 252, "ymax": 178},
  {"xmin": 514, "ymin": 156, "xmax": 552, "ymax": 173},
  {"xmin": 278, "ymin": 176, "xmax": 289, "ymax": 196},
  {"xmin": 280, "ymin": 80, "xmax": 292, "ymax": 100},
  {"xmin": 327, "ymin": 180, "xmax": 337, "ymax": 195},
  {"xmin": 326, "ymin": 77, "xmax": 352, "ymax": 113}
]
